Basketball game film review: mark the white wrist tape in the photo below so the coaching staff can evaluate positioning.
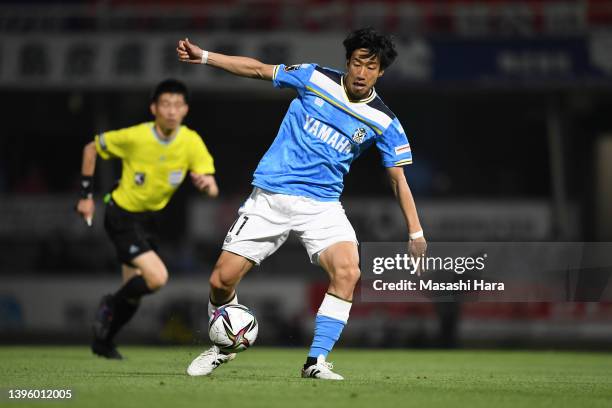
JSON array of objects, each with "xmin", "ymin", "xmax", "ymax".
[
  {"xmin": 409, "ymin": 230, "xmax": 424, "ymax": 240},
  {"xmin": 201, "ymin": 50, "xmax": 209, "ymax": 64}
]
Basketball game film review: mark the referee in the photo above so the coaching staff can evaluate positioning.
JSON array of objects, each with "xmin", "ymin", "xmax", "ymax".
[{"xmin": 76, "ymin": 79, "xmax": 218, "ymax": 359}]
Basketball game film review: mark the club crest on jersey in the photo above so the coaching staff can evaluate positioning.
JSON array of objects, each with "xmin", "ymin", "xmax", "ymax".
[
  {"xmin": 352, "ymin": 128, "xmax": 367, "ymax": 144},
  {"xmin": 134, "ymin": 172, "xmax": 146, "ymax": 186},
  {"xmin": 284, "ymin": 64, "xmax": 301, "ymax": 72}
]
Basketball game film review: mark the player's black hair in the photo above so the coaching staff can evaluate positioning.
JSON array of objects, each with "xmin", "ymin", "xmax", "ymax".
[
  {"xmin": 151, "ymin": 79, "xmax": 189, "ymax": 104},
  {"xmin": 343, "ymin": 27, "xmax": 397, "ymax": 70}
]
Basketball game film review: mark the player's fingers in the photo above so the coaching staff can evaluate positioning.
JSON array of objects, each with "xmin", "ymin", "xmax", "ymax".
[{"xmin": 178, "ymin": 57, "xmax": 201, "ymax": 64}]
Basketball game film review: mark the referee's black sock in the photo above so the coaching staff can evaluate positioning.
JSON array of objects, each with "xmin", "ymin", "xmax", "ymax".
[
  {"xmin": 106, "ymin": 276, "xmax": 153, "ymax": 343},
  {"xmin": 115, "ymin": 275, "xmax": 153, "ymax": 300},
  {"xmin": 105, "ymin": 297, "xmax": 140, "ymax": 343}
]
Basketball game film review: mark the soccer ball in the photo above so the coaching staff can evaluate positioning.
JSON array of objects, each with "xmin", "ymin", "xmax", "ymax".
[{"xmin": 209, "ymin": 304, "xmax": 258, "ymax": 353}]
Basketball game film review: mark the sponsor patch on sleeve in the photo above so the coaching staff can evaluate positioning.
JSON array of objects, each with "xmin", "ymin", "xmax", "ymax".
[{"xmin": 394, "ymin": 143, "xmax": 411, "ymax": 155}]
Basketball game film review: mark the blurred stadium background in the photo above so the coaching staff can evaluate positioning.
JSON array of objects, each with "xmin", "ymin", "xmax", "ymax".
[{"xmin": 1, "ymin": 0, "xmax": 612, "ymax": 350}]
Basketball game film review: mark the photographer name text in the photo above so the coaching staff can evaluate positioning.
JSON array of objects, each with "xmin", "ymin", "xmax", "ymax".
[{"xmin": 372, "ymin": 279, "xmax": 504, "ymax": 291}]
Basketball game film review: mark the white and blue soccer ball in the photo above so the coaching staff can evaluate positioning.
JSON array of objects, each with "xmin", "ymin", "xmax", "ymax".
[{"xmin": 208, "ymin": 304, "xmax": 258, "ymax": 353}]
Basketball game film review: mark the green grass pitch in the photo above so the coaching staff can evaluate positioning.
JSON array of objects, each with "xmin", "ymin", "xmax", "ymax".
[{"xmin": 1, "ymin": 347, "xmax": 611, "ymax": 408}]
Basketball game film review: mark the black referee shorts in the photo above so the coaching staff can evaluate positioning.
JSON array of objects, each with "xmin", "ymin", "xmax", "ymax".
[{"xmin": 104, "ymin": 198, "xmax": 160, "ymax": 266}]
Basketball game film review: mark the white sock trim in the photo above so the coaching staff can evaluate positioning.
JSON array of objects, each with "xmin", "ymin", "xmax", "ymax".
[
  {"xmin": 207, "ymin": 293, "xmax": 238, "ymax": 319},
  {"xmin": 317, "ymin": 293, "xmax": 351, "ymax": 324}
]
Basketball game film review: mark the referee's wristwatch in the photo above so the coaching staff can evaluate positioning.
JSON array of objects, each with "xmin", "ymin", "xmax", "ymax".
[{"xmin": 80, "ymin": 175, "xmax": 93, "ymax": 199}]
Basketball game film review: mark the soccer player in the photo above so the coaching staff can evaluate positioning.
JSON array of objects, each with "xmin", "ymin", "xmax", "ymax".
[
  {"xmin": 75, "ymin": 79, "xmax": 219, "ymax": 359},
  {"xmin": 177, "ymin": 28, "xmax": 427, "ymax": 380}
]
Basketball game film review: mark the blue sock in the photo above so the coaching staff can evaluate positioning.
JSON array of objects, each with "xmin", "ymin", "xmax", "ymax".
[{"xmin": 308, "ymin": 314, "xmax": 346, "ymax": 358}]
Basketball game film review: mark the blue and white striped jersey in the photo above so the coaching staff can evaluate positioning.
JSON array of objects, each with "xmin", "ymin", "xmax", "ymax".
[{"xmin": 252, "ymin": 63, "xmax": 413, "ymax": 201}]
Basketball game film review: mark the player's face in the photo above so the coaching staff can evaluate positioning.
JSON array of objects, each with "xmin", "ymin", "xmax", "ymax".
[
  {"xmin": 150, "ymin": 93, "xmax": 189, "ymax": 131},
  {"xmin": 345, "ymin": 48, "xmax": 384, "ymax": 100}
]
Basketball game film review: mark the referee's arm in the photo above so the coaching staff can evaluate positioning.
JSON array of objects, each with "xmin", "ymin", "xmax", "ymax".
[
  {"xmin": 190, "ymin": 172, "xmax": 219, "ymax": 198},
  {"xmin": 75, "ymin": 141, "xmax": 98, "ymax": 226},
  {"xmin": 81, "ymin": 141, "xmax": 97, "ymax": 177}
]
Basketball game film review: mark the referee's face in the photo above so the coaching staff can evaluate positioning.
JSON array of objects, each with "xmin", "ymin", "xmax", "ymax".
[
  {"xmin": 150, "ymin": 93, "xmax": 189, "ymax": 132},
  {"xmin": 345, "ymin": 48, "xmax": 384, "ymax": 100}
]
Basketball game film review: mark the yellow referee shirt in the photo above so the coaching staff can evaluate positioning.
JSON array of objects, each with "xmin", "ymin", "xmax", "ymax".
[{"xmin": 94, "ymin": 122, "xmax": 215, "ymax": 212}]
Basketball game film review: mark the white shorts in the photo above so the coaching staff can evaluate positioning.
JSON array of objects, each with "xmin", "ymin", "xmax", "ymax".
[{"xmin": 222, "ymin": 188, "xmax": 358, "ymax": 265}]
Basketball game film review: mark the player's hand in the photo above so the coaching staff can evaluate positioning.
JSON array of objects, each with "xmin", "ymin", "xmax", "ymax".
[
  {"xmin": 76, "ymin": 198, "xmax": 95, "ymax": 227},
  {"xmin": 177, "ymin": 38, "xmax": 204, "ymax": 64},
  {"xmin": 408, "ymin": 236, "xmax": 427, "ymax": 276},
  {"xmin": 190, "ymin": 172, "xmax": 219, "ymax": 197}
]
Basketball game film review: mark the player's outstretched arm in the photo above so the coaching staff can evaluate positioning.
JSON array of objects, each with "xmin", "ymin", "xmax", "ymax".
[
  {"xmin": 75, "ymin": 141, "xmax": 97, "ymax": 226},
  {"xmin": 386, "ymin": 166, "xmax": 427, "ymax": 265},
  {"xmin": 177, "ymin": 38, "xmax": 275, "ymax": 81}
]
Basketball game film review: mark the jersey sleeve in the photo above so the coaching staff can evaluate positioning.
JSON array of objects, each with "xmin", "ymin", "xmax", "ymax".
[
  {"xmin": 375, "ymin": 118, "xmax": 413, "ymax": 168},
  {"xmin": 189, "ymin": 133, "xmax": 215, "ymax": 175},
  {"xmin": 94, "ymin": 127, "xmax": 134, "ymax": 160},
  {"xmin": 272, "ymin": 63, "xmax": 316, "ymax": 92}
]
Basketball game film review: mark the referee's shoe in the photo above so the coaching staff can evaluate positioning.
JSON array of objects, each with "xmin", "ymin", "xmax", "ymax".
[{"xmin": 91, "ymin": 294, "xmax": 123, "ymax": 360}]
